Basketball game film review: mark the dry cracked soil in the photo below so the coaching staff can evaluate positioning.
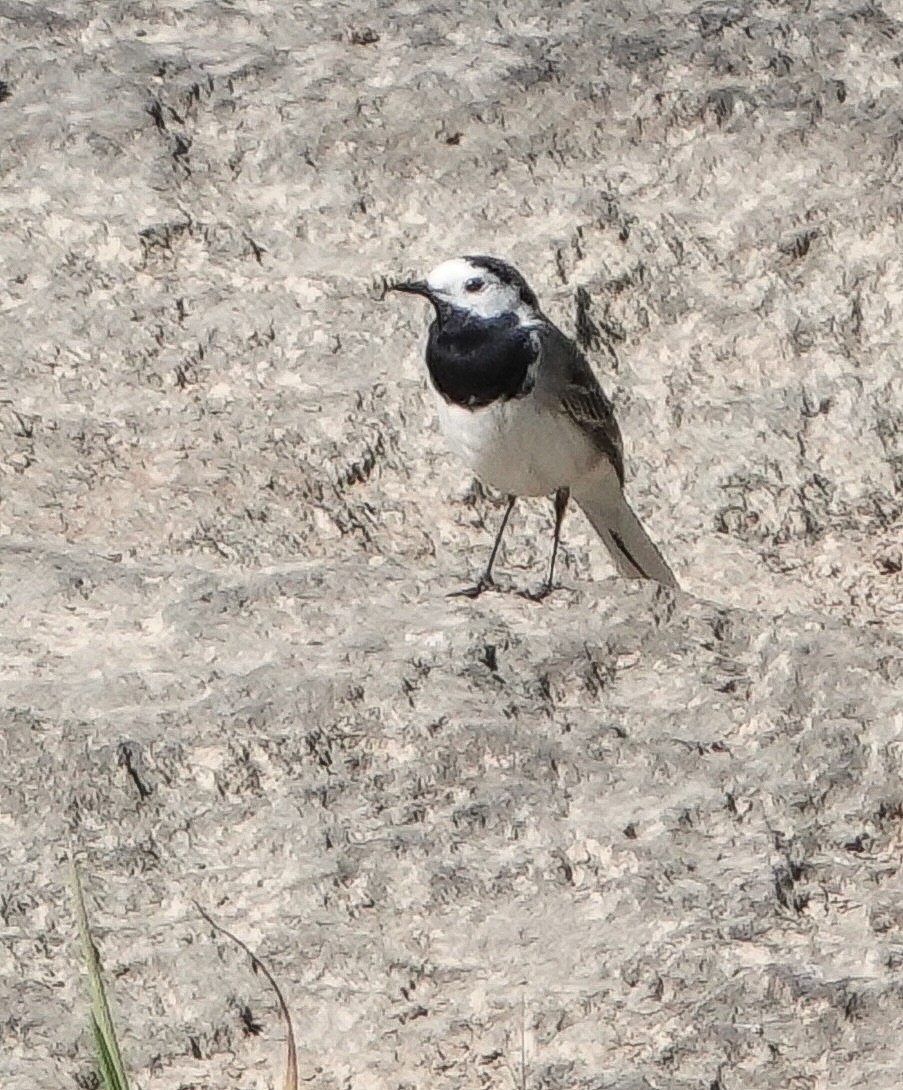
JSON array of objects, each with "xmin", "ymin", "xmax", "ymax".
[{"xmin": 2, "ymin": 2, "xmax": 903, "ymax": 1088}]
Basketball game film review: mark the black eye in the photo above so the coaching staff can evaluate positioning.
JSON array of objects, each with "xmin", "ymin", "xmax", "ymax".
[{"xmin": 464, "ymin": 277, "xmax": 484, "ymax": 293}]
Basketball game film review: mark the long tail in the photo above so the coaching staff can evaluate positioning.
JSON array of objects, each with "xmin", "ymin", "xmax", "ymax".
[{"xmin": 573, "ymin": 480, "xmax": 678, "ymax": 589}]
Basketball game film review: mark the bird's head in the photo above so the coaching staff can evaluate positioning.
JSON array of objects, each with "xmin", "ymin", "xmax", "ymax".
[{"xmin": 390, "ymin": 256, "xmax": 541, "ymax": 323}]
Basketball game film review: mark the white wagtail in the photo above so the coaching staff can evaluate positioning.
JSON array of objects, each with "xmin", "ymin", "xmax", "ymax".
[{"xmin": 391, "ymin": 255, "xmax": 678, "ymax": 597}]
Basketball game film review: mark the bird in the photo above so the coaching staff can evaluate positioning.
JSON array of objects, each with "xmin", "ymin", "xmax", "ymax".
[{"xmin": 390, "ymin": 255, "xmax": 678, "ymax": 597}]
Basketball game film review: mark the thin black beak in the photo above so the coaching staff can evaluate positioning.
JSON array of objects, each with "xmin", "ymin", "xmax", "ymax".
[{"xmin": 388, "ymin": 279, "xmax": 431, "ymax": 298}]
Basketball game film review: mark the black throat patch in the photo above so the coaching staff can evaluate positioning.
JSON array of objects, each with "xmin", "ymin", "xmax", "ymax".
[{"xmin": 425, "ymin": 310, "xmax": 538, "ymax": 409}]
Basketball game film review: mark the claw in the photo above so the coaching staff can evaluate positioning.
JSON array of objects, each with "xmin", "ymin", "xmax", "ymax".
[
  {"xmin": 447, "ymin": 576, "xmax": 497, "ymax": 599},
  {"xmin": 516, "ymin": 582, "xmax": 559, "ymax": 602}
]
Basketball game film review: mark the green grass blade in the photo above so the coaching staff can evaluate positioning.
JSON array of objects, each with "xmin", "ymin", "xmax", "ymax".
[
  {"xmin": 70, "ymin": 857, "xmax": 131, "ymax": 1090},
  {"xmin": 91, "ymin": 1014, "xmax": 129, "ymax": 1090}
]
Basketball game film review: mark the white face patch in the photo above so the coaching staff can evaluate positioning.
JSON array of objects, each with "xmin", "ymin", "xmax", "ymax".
[{"xmin": 425, "ymin": 258, "xmax": 538, "ymax": 320}]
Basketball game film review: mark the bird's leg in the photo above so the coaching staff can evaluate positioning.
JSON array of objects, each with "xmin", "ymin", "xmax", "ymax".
[
  {"xmin": 522, "ymin": 487, "xmax": 570, "ymax": 601},
  {"xmin": 448, "ymin": 494, "xmax": 516, "ymax": 599},
  {"xmin": 548, "ymin": 486, "xmax": 570, "ymax": 590}
]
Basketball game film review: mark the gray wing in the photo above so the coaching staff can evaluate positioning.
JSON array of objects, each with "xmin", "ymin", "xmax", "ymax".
[{"xmin": 539, "ymin": 322, "xmax": 625, "ymax": 486}]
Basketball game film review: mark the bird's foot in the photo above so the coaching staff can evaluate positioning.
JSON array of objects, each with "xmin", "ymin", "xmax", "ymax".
[
  {"xmin": 447, "ymin": 575, "xmax": 497, "ymax": 599},
  {"xmin": 516, "ymin": 581, "xmax": 560, "ymax": 602}
]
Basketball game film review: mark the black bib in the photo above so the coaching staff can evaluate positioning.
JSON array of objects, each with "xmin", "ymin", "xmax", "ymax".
[{"xmin": 426, "ymin": 312, "xmax": 537, "ymax": 409}]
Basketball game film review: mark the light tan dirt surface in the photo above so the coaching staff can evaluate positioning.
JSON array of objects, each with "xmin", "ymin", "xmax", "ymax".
[{"xmin": 2, "ymin": 2, "xmax": 903, "ymax": 1088}]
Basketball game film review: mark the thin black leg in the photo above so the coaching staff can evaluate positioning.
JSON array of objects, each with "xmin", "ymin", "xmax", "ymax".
[
  {"xmin": 546, "ymin": 486, "xmax": 570, "ymax": 592},
  {"xmin": 519, "ymin": 487, "xmax": 570, "ymax": 600},
  {"xmin": 448, "ymin": 494, "xmax": 517, "ymax": 599}
]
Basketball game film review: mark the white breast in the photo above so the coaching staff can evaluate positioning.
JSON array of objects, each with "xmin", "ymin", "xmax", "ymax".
[{"xmin": 434, "ymin": 392, "xmax": 599, "ymax": 497}]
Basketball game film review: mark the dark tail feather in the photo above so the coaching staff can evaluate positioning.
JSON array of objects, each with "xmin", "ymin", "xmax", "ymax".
[{"xmin": 575, "ymin": 484, "xmax": 678, "ymax": 588}]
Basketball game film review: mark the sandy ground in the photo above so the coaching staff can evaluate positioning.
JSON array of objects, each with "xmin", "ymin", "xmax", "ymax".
[{"xmin": 2, "ymin": 1, "xmax": 902, "ymax": 1087}]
